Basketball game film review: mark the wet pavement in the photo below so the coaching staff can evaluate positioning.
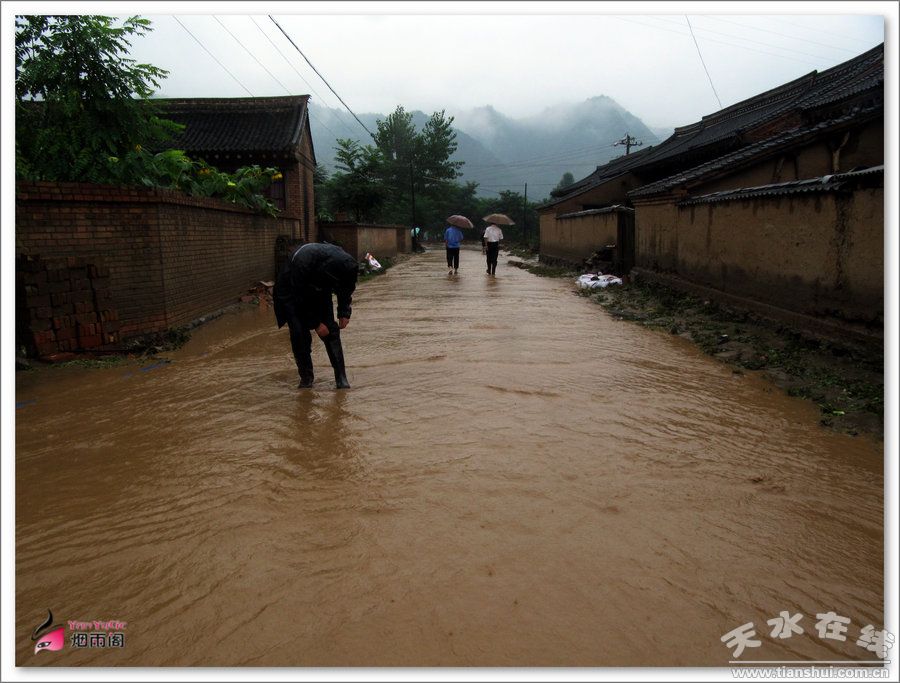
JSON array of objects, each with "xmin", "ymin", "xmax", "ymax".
[{"xmin": 16, "ymin": 246, "xmax": 883, "ymax": 666}]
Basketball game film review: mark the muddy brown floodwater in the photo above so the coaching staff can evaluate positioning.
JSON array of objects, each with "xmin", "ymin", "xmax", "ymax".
[{"xmin": 16, "ymin": 247, "xmax": 883, "ymax": 667}]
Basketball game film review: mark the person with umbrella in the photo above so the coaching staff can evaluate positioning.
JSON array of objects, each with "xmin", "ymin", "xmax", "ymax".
[
  {"xmin": 444, "ymin": 215, "xmax": 473, "ymax": 276},
  {"xmin": 482, "ymin": 213, "xmax": 514, "ymax": 276},
  {"xmin": 273, "ymin": 242, "xmax": 358, "ymax": 389}
]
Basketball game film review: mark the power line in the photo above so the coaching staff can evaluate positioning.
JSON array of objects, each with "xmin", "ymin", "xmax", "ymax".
[
  {"xmin": 268, "ymin": 15, "xmax": 377, "ymax": 142},
  {"xmin": 686, "ymin": 15, "xmax": 723, "ymax": 110},
  {"xmin": 612, "ymin": 16, "xmax": 825, "ymax": 68},
  {"xmin": 776, "ymin": 17, "xmax": 878, "ymax": 46},
  {"xmin": 213, "ymin": 16, "xmax": 292, "ymax": 94},
  {"xmin": 248, "ymin": 15, "xmax": 361, "ymax": 142},
  {"xmin": 173, "ymin": 15, "xmax": 346, "ymax": 165},
  {"xmin": 649, "ymin": 15, "xmax": 851, "ymax": 61},
  {"xmin": 172, "ymin": 16, "xmax": 254, "ymax": 96},
  {"xmin": 699, "ymin": 15, "xmax": 859, "ymax": 54},
  {"xmin": 460, "ymin": 141, "xmax": 622, "ymax": 169}
]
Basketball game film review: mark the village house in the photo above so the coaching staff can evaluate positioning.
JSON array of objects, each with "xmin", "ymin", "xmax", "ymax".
[
  {"xmin": 537, "ymin": 43, "xmax": 883, "ymax": 339},
  {"xmin": 537, "ymin": 43, "xmax": 884, "ymax": 274},
  {"xmin": 156, "ymin": 95, "xmax": 318, "ymax": 243},
  {"xmin": 16, "ymin": 95, "xmax": 322, "ymax": 357}
]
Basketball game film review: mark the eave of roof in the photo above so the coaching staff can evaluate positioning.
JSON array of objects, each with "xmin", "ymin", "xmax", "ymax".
[
  {"xmin": 153, "ymin": 95, "xmax": 312, "ymax": 160},
  {"xmin": 557, "ymin": 205, "xmax": 634, "ymax": 219},
  {"xmin": 545, "ymin": 43, "xmax": 883, "ymax": 205},
  {"xmin": 678, "ymin": 165, "xmax": 883, "ymax": 205},
  {"xmin": 628, "ymin": 105, "xmax": 882, "ymax": 200}
]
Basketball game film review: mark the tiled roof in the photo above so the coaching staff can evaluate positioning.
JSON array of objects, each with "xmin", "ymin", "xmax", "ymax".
[
  {"xmin": 153, "ymin": 95, "xmax": 311, "ymax": 159},
  {"xmin": 677, "ymin": 165, "xmax": 883, "ymax": 205},
  {"xmin": 557, "ymin": 205, "xmax": 634, "ymax": 219},
  {"xmin": 546, "ymin": 43, "xmax": 883, "ymax": 206},
  {"xmin": 628, "ymin": 105, "xmax": 881, "ymax": 199}
]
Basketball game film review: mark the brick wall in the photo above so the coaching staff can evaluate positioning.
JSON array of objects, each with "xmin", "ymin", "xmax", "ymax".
[{"xmin": 16, "ymin": 181, "xmax": 297, "ymax": 346}]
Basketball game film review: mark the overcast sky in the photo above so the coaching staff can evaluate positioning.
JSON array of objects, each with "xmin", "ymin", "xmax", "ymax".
[{"xmin": 109, "ymin": 1, "xmax": 888, "ymax": 134}]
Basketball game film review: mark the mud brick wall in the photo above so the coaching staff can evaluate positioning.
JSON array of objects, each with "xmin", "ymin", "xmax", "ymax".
[
  {"xmin": 318, "ymin": 222, "xmax": 406, "ymax": 261},
  {"xmin": 16, "ymin": 181, "xmax": 297, "ymax": 343},
  {"xmin": 17, "ymin": 255, "xmax": 121, "ymax": 357}
]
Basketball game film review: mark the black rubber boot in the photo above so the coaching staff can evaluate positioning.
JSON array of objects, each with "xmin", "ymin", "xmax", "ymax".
[
  {"xmin": 297, "ymin": 363, "xmax": 314, "ymax": 388},
  {"xmin": 323, "ymin": 333, "xmax": 351, "ymax": 389},
  {"xmin": 288, "ymin": 315, "xmax": 315, "ymax": 388}
]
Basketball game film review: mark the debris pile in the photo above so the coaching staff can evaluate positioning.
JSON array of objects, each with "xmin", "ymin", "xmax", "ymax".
[
  {"xmin": 17, "ymin": 255, "xmax": 120, "ymax": 361},
  {"xmin": 240, "ymin": 281, "xmax": 274, "ymax": 307},
  {"xmin": 577, "ymin": 273, "xmax": 623, "ymax": 290}
]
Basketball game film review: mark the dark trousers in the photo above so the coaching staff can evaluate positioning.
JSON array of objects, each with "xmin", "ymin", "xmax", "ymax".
[
  {"xmin": 286, "ymin": 304, "xmax": 339, "ymax": 374},
  {"xmin": 446, "ymin": 247, "xmax": 460, "ymax": 269},
  {"xmin": 485, "ymin": 242, "xmax": 500, "ymax": 274}
]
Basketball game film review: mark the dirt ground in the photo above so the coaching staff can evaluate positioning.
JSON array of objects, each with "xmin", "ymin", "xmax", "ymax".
[{"xmin": 511, "ymin": 258, "xmax": 884, "ymax": 440}]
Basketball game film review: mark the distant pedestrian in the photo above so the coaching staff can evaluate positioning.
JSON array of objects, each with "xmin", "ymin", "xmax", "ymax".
[
  {"xmin": 444, "ymin": 223, "xmax": 464, "ymax": 275},
  {"xmin": 411, "ymin": 225, "xmax": 424, "ymax": 253},
  {"xmin": 273, "ymin": 242, "xmax": 357, "ymax": 389},
  {"xmin": 482, "ymin": 223, "xmax": 504, "ymax": 276}
]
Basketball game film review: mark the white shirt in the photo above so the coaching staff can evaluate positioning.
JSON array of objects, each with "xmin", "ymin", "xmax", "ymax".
[{"xmin": 483, "ymin": 225, "xmax": 504, "ymax": 242}]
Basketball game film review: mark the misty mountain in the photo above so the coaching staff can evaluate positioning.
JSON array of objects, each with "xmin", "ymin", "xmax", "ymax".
[{"xmin": 308, "ymin": 96, "xmax": 661, "ymax": 200}]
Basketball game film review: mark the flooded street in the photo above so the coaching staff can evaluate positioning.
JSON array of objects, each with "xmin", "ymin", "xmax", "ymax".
[{"xmin": 16, "ymin": 247, "xmax": 883, "ymax": 666}]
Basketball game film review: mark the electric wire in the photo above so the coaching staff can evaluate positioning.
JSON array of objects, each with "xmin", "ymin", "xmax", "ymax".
[
  {"xmin": 268, "ymin": 15, "xmax": 377, "ymax": 142},
  {"xmin": 612, "ymin": 16, "xmax": 825, "ymax": 68},
  {"xmin": 777, "ymin": 17, "xmax": 878, "ymax": 46},
  {"xmin": 172, "ymin": 16, "xmax": 254, "ymax": 96},
  {"xmin": 213, "ymin": 16, "xmax": 292, "ymax": 94},
  {"xmin": 248, "ymin": 15, "xmax": 362, "ymax": 142},
  {"xmin": 686, "ymin": 16, "xmax": 723, "ymax": 110},
  {"xmin": 649, "ymin": 15, "xmax": 852, "ymax": 61},
  {"xmin": 459, "ymin": 141, "xmax": 623, "ymax": 169},
  {"xmin": 699, "ymin": 15, "xmax": 859, "ymax": 54}
]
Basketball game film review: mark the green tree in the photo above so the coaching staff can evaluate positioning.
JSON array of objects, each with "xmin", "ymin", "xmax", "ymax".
[
  {"xmin": 328, "ymin": 138, "xmax": 387, "ymax": 222},
  {"xmin": 371, "ymin": 106, "xmax": 419, "ymax": 224},
  {"xmin": 15, "ymin": 15, "xmax": 180, "ymax": 182},
  {"xmin": 369, "ymin": 106, "xmax": 464, "ymax": 228},
  {"xmin": 554, "ymin": 172, "xmax": 575, "ymax": 192},
  {"xmin": 313, "ymin": 164, "xmax": 332, "ymax": 221}
]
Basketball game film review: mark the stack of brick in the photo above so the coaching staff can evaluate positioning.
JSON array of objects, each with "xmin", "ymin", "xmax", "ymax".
[{"xmin": 17, "ymin": 256, "xmax": 121, "ymax": 359}]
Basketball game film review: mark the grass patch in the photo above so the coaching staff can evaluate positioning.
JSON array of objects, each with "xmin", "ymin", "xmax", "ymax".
[{"xmin": 509, "ymin": 260, "xmax": 578, "ymax": 278}]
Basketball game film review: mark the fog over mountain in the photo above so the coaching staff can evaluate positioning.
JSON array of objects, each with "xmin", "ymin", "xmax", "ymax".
[{"xmin": 309, "ymin": 95, "xmax": 662, "ymax": 200}]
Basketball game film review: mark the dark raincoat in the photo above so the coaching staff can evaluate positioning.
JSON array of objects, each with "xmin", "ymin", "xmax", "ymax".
[{"xmin": 274, "ymin": 243, "xmax": 358, "ymax": 330}]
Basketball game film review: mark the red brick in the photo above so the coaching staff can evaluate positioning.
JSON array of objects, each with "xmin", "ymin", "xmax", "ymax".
[
  {"xmin": 32, "ymin": 330, "xmax": 56, "ymax": 345},
  {"xmin": 78, "ymin": 334, "xmax": 102, "ymax": 348},
  {"xmin": 47, "ymin": 280, "xmax": 71, "ymax": 294},
  {"xmin": 36, "ymin": 341, "xmax": 60, "ymax": 356},
  {"xmin": 50, "ymin": 291, "xmax": 71, "ymax": 306},
  {"xmin": 25, "ymin": 293, "xmax": 51, "ymax": 308},
  {"xmin": 56, "ymin": 326, "xmax": 77, "ymax": 341}
]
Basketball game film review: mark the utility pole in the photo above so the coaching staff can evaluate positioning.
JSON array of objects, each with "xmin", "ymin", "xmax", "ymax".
[
  {"xmin": 409, "ymin": 160, "xmax": 416, "ymax": 227},
  {"xmin": 614, "ymin": 132, "xmax": 643, "ymax": 155},
  {"xmin": 522, "ymin": 182, "xmax": 528, "ymax": 245}
]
